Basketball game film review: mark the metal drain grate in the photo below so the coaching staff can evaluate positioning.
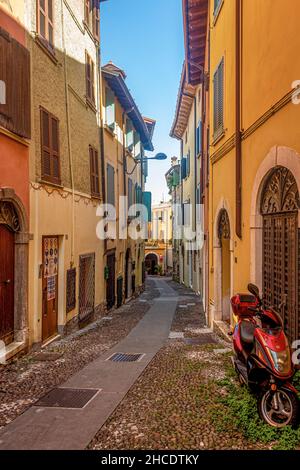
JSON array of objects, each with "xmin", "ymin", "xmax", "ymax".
[
  {"xmin": 184, "ymin": 335, "xmax": 218, "ymax": 345},
  {"xmin": 107, "ymin": 352, "xmax": 145, "ymax": 362},
  {"xmin": 35, "ymin": 388, "xmax": 100, "ymax": 409}
]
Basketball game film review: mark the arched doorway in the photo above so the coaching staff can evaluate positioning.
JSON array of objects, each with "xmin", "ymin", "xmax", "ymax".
[
  {"xmin": 218, "ymin": 209, "xmax": 231, "ymax": 323},
  {"xmin": 145, "ymin": 253, "xmax": 158, "ymax": 275},
  {"xmin": 261, "ymin": 166, "xmax": 300, "ymax": 342},
  {"xmin": 0, "ymin": 189, "xmax": 29, "ymax": 349}
]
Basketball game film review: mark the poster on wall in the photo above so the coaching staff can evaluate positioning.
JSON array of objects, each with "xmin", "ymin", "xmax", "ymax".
[
  {"xmin": 47, "ymin": 276, "xmax": 56, "ymax": 301},
  {"xmin": 44, "ymin": 237, "xmax": 58, "ymax": 278}
]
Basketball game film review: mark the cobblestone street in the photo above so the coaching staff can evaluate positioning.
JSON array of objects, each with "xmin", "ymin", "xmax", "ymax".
[
  {"xmin": 0, "ymin": 279, "xmax": 159, "ymax": 430},
  {"xmin": 89, "ymin": 280, "xmax": 300, "ymax": 451},
  {"xmin": 1, "ymin": 278, "xmax": 300, "ymax": 451}
]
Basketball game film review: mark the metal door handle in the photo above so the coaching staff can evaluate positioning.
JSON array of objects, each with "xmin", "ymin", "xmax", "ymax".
[{"xmin": 2, "ymin": 279, "xmax": 11, "ymax": 285}]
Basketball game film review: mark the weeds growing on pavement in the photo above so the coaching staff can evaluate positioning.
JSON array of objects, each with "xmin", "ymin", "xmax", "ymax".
[{"xmin": 211, "ymin": 360, "xmax": 300, "ymax": 450}]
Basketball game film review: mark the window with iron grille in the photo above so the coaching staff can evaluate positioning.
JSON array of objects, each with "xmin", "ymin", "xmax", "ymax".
[
  {"xmin": 213, "ymin": 58, "xmax": 224, "ymax": 140},
  {"xmin": 79, "ymin": 254, "xmax": 95, "ymax": 321},
  {"xmin": 84, "ymin": 0, "xmax": 100, "ymax": 41},
  {"xmin": 40, "ymin": 107, "xmax": 60, "ymax": 184},
  {"xmin": 86, "ymin": 53, "xmax": 95, "ymax": 105},
  {"xmin": 89, "ymin": 146, "xmax": 100, "ymax": 197},
  {"xmin": 37, "ymin": 0, "xmax": 54, "ymax": 48},
  {"xmin": 66, "ymin": 268, "xmax": 76, "ymax": 313}
]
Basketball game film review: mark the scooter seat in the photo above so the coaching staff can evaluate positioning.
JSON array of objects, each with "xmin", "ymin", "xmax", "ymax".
[{"xmin": 240, "ymin": 321, "xmax": 256, "ymax": 344}]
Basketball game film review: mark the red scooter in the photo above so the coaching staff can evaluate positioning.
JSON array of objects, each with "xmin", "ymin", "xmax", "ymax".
[{"xmin": 231, "ymin": 283, "xmax": 299, "ymax": 428}]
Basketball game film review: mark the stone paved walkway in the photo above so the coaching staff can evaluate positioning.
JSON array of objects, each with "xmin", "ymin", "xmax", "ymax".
[{"xmin": 0, "ymin": 277, "xmax": 178, "ymax": 450}]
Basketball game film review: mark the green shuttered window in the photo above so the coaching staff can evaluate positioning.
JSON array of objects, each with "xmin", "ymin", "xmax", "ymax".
[{"xmin": 213, "ymin": 58, "xmax": 224, "ymax": 140}]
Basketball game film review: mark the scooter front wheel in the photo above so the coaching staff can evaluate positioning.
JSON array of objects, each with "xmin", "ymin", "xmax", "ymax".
[{"xmin": 258, "ymin": 388, "xmax": 299, "ymax": 428}]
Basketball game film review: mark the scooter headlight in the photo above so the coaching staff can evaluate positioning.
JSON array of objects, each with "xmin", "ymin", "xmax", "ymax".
[{"xmin": 267, "ymin": 348, "xmax": 291, "ymax": 374}]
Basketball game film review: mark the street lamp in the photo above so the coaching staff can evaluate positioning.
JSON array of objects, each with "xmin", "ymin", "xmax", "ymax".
[{"xmin": 126, "ymin": 153, "xmax": 168, "ymax": 175}]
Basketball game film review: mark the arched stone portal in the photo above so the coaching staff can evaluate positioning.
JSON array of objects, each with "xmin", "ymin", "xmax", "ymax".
[
  {"xmin": 0, "ymin": 188, "xmax": 29, "ymax": 353},
  {"xmin": 217, "ymin": 209, "xmax": 231, "ymax": 323},
  {"xmin": 145, "ymin": 252, "xmax": 159, "ymax": 275},
  {"xmin": 212, "ymin": 201, "xmax": 234, "ymax": 326},
  {"xmin": 250, "ymin": 146, "xmax": 300, "ymax": 342},
  {"xmin": 260, "ymin": 166, "xmax": 299, "ymax": 341}
]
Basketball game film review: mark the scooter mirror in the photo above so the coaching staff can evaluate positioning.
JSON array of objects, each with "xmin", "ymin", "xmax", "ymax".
[{"xmin": 248, "ymin": 283, "xmax": 260, "ymax": 299}]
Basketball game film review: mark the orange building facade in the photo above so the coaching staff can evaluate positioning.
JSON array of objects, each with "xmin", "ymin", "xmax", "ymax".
[{"xmin": 0, "ymin": 6, "xmax": 31, "ymax": 360}]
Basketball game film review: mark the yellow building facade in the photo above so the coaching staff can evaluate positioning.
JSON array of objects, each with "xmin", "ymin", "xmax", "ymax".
[
  {"xmin": 209, "ymin": 0, "xmax": 300, "ymax": 342},
  {"xmin": 102, "ymin": 62, "xmax": 155, "ymax": 308}
]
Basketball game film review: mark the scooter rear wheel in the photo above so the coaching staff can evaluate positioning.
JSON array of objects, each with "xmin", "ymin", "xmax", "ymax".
[{"xmin": 258, "ymin": 388, "xmax": 299, "ymax": 428}]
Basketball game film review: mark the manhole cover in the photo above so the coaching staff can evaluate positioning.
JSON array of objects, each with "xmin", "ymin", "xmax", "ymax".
[
  {"xmin": 35, "ymin": 388, "xmax": 100, "ymax": 409},
  {"xmin": 107, "ymin": 353, "xmax": 145, "ymax": 362},
  {"xmin": 184, "ymin": 335, "xmax": 217, "ymax": 345}
]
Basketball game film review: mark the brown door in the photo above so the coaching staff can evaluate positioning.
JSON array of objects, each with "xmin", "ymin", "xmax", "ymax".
[
  {"xmin": 42, "ymin": 236, "xmax": 58, "ymax": 341},
  {"xmin": 261, "ymin": 166, "xmax": 300, "ymax": 343},
  {"xmin": 0, "ymin": 225, "xmax": 14, "ymax": 345},
  {"xmin": 263, "ymin": 213, "xmax": 298, "ymax": 342}
]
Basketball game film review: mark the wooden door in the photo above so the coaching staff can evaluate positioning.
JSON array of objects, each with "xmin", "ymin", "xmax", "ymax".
[
  {"xmin": 42, "ymin": 236, "xmax": 58, "ymax": 341},
  {"xmin": 263, "ymin": 213, "xmax": 298, "ymax": 342},
  {"xmin": 0, "ymin": 225, "xmax": 14, "ymax": 345},
  {"xmin": 106, "ymin": 253, "xmax": 115, "ymax": 310}
]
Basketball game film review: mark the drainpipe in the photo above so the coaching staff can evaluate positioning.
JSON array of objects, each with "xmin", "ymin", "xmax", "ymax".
[
  {"xmin": 61, "ymin": 0, "xmax": 75, "ymax": 266},
  {"xmin": 235, "ymin": 0, "xmax": 242, "ymax": 238},
  {"xmin": 180, "ymin": 139, "xmax": 184, "ymax": 284},
  {"xmin": 98, "ymin": 4, "xmax": 107, "ymax": 253}
]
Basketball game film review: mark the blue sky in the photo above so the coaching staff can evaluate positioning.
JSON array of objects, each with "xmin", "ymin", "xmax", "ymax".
[{"xmin": 100, "ymin": 0, "xmax": 184, "ymax": 204}]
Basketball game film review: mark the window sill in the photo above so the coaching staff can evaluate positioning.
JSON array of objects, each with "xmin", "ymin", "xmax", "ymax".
[
  {"xmin": 104, "ymin": 124, "xmax": 116, "ymax": 137},
  {"xmin": 35, "ymin": 35, "xmax": 58, "ymax": 65},
  {"xmin": 212, "ymin": 129, "xmax": 225, "ymax": 146},
  {"xmin": 39, "ymin": 179, "xmax": 63, "ymax": 188},
  {"xmin": 213, "ymin": 0, "xmax": 224, "ymax": 26},
  {"xmin": 91, "ymin": 193, "xmax": 101, "ymax": 200}
]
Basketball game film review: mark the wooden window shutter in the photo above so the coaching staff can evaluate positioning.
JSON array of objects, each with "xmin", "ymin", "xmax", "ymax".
[
  {"xmin": 40, "ymin": 108, "xmax": 60, "ymax": 184},
  {"xmin": 51, "ymin": 116, "xmax": 60, "ymax": 179},
  {"xmin": 89, "ymin": 146, "xmax": 100, "ymax": 196},
  {"xmin": 107, "ymin": 163, "xmax": 115, "ymax": 206},
  {"xmin": 91, "ymin": 59, "xmax": 95, "ymax": 103},
  {"xmin": 0, "ymin": 29, "xmax": 31, "ymax": 138},
  {"xmin": 89, "ymin": 146, "xmax": 95, "ymax": 194},
  {"xmin": 85, "ymin": 0, "xmax": 90, "ymax": 24},
  {"xmin": 86, "ymin": 54, "xmax": 95, "ymax": 104},
  {"xmin": 86, "ymin": 53, "xmax": 91, "ymax": 101},
  {"xmin": 41, "ymin": 109, "xmax": 51, "ymax": 178},
  {"xmin": 213, "ymin": 58, "xmax": 224, "ymax": 139},
  {"xmin": 93, "ymin": 1, "xmax": 100, "ymax": 40}
]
